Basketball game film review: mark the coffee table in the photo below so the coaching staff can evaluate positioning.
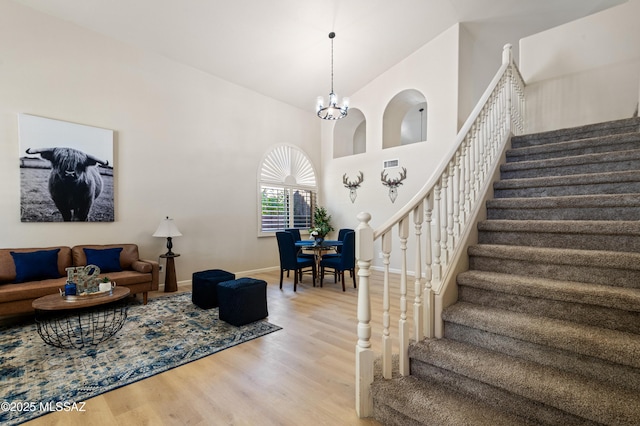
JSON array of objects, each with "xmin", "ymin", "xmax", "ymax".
[{"xmin": 32, "ymin": 286, "xmax": 130, "ymax": 349}]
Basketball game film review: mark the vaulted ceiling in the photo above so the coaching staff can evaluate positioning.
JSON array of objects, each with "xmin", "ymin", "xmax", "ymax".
[{"xmin": 13, "ymin": 0, "xmax": 626, "ymax": 112}]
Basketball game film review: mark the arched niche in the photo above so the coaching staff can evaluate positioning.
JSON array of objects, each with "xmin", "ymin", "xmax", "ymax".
[
  {"xmin": 333, "ymin": 108, "xmax": 366, "ymax": 159},
  {"xmin": 383, "ymin": 89, "xmax": 427, "ymax": 149}
]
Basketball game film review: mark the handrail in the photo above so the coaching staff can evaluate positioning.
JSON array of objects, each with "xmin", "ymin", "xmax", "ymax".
[
  {"xmin": 374, "ymin": 48, "xmax": 515, "ymax": 239},
  {"xmin": 355, "ymin": 43, "xmax": 526, "ymax": 418}
]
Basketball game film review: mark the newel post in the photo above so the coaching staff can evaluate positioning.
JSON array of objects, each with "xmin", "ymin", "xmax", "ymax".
[
  {"xmin": 355, "ymin": 212, "xmax": 374, "ymax": 418},
  {"xmin": 502, "ymin": 43, "xmax": 512, "ymax": 65}
]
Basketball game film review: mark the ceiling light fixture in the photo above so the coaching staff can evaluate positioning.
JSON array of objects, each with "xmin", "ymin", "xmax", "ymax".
[{"xmin": 317, "ymin": 32, "xmax": 349, "ymax": 120}]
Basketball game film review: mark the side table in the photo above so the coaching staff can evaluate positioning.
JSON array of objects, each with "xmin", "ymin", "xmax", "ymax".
[{"xmin": 160, "ymin": 253, "xmax": 180, "ymax": 292}]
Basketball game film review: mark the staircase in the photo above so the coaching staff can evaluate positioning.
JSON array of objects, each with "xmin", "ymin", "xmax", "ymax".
[{"xmin": 371, "ymin": 117, "xmax": 640, "ymax": 425}]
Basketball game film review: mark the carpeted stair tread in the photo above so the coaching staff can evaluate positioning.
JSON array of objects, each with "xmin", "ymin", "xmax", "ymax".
[
  {"xmin": 507, "ymin": 132, "xmax": 640, "ymax": 162},
  {"xmin": 478, "ymin": 219, "xmax": 640, "ymax": 235},
  {"xmin": 457, "ymin": 270, "xmax": 640, "ymax": 312},
  {"xmin": 477, "ymin": 219, "xmax": 640, "ymax": 252},
  {"xmin": 486, "ymin": 193, "xmax": 640, "ymax": 220},
  {"xmin": 470, "ymin": 241, "xmax": 640, "ymax": 288},
  {"xmin": 442, "ymin": 321, "xmax": 640, "ymax": 393},
  {"xmin": 409, "ymin": 338, "xmax": 640, "ymax": 425},
  {"xmin": 496, "ymin": 171, "xmax": 640, "ymax": 190},
  {"xmin": 511, "ymin": 117, "xmax": 640, "ymax": 148},
  {"xmin": 457, "ymin": 274, "xmax": 640, "ymax": 335},
  {"xmin": 493, "ymin": 170, "xmax": 640, "ymax": 198},
  {"xmin": 468, "ymin": 244, "xmax": 640, "ymax": 271},
  {"xmin": 442, "ymin": 302, "xmax": 640, "ymax": 368},
  {"xmin": 488, "ymin": 193, "xmax": 640, "ymax": 208},
  {"xmin": 370, "ymin": 375, "xmax": 533, "ymax": 426},
  {"xmin": 500, "ymin": 148, "xmax": 640, "ymax": 179},
  {"xmin": 409, "ymin": 358, "xmax": 604, "ymax": 425}
]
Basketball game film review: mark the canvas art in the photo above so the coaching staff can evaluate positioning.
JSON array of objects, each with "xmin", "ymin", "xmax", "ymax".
[{"xmin": 18, "ymin": 114, "xmax": 114, "ymax": 222}]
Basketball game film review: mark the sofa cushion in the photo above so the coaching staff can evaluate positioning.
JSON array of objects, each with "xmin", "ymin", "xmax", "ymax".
[
  {"xmin": 72, "ymin": 244, "xmax": 139, "ymax": 269},
  {"xmin": 10, "ymin": 249, "xmax": 62, "ymax": 283},
  {"xmin": 0, "ymin": 278, "xmax": 67, "ymax": 304},
  {"xmin": 106, "ymin": 270, "xmax": 153, "ymax": 287},
  {"xmin": 83, "ymin": 247, "xmax": 123, "ymax": 273},
  {"xmin": 0, "ymin": 246, "xmax": 72, "ymax": 284}
]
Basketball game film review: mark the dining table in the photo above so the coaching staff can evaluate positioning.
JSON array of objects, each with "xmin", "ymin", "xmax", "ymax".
[{"xmin": 295, "ymin": 239, "xmax": 343, "ymax": 287}]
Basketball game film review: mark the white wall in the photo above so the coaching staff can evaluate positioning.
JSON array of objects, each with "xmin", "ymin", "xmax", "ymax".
[
  {"xmin": 0, "ymin": 0, "xmax": 320, "ymax": 282},
  {"xmin": 457, "ymin": 23, "xmax": 503, "ymax": 131},
  {"xmin": 520, "ymin": 0, "xmax": 640, "ymax": 132},
  {"xmin": 320, "ymin": 25, "xmax": 461, "ymax": 267}
]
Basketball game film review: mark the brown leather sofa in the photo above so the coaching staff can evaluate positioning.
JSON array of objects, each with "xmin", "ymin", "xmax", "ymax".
[{"xmin": 0, "ymin": 244, "xmax": 159, "ymax": 316}]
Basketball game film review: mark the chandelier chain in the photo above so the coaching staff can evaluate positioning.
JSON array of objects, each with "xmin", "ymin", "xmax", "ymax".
[
  {"xmin": 330, "ymin": 36, "xmax": 334, "ymax": 93},
  {"xmin": 316, "ymin": 31, "xmax": 348, "ymax": 120}
]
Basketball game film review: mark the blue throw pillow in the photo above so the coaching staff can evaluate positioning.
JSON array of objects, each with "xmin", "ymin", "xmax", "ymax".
[
  {"xmin": 10, "ymin": 249, "xmax": 61, "ymax": 283},
  {"xmin": 83, "ymin": 247, "xmax": 123, "ymax": 273}
]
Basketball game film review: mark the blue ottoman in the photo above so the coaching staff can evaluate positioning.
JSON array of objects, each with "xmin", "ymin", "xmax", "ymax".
[
  {"xmin": 218, "ymin": 278, "xmax": 268, "ymax": 326},
  {"xmin": 192, "ymin": 269, "xmax": 235, "ymax": 309}
]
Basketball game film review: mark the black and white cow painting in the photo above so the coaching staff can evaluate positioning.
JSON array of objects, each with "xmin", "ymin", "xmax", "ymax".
[{"xmin": 18, "ymin": 114, "xmax": 114, "ymax": 222}]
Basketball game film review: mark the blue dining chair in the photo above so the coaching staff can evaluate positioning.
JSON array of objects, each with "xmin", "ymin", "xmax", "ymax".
[
  {"xmin": 319, "ymin": 231, "xmax": 356, "ymax": 291},
  {"xmin": 285, "ymin": 228, "xmax": 302, "ymax": 241},
  {"xmin": 322, "ymin": 228, "xmax": 354, "ymax": 260},
  {"xmin": 276, "ymin": 231, "xmax": 316, "ymax": 291},
  {"xmin": 285, "ymin": 228, "xmax": 314, "ymax": 262}
]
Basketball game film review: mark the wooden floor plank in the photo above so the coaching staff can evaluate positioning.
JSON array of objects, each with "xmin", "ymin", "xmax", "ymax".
[{"xmin": 17, "ymin": 269, "xmax": 413, "ymax": 425}]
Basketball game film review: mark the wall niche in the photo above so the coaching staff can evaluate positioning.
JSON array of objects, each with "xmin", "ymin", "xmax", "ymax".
[
  {"xmin": 383, "ymin": 89, "xmax": 427, "ymax": 149},
  {"xmin": 333, "ymin": 108, "xmax": 366, "ymax": 159}
]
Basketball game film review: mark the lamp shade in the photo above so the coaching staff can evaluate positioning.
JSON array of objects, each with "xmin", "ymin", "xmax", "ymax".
[{"xmin": 152, "ymin": 217, "xmax": 182, "ymax": 238}]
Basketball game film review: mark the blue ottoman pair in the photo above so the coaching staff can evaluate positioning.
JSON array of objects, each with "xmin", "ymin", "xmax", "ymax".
[{"xmin": 192, "ymin": 270, "xmax": 268, "ymax": 326}]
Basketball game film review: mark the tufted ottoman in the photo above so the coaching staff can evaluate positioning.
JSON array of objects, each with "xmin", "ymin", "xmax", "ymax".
[
  {"xmin": 218, "ymin": 278, "xmax": 268, "ymax": 326},
  {"xmin": 192, "ymin": 269, "xmax": 236, "ymax": 309}
]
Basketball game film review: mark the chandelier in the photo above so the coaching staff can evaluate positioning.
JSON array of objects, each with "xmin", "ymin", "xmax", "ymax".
[{"xmin": 316, "ymin": 32, "xmax": 349, "ymax": 120}]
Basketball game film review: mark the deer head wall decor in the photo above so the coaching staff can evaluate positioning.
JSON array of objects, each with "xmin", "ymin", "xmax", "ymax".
[
  {"xmin": 381, "ymin": 167, "xmax": 407, "ymax": 203},
  {"xmin": 343, "ymin": 171, "xmax": 364, "ymax": 203}
]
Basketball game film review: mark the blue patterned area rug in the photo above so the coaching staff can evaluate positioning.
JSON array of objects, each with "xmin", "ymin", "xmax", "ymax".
[{"xmin": 0, "ymin": 292, "xmax": 281, "ymax": 425}]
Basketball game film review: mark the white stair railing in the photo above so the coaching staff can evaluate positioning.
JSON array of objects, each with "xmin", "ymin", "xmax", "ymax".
[{"xmin": 355, "ymin": 44, "xmax": 525, "ymax": 418}]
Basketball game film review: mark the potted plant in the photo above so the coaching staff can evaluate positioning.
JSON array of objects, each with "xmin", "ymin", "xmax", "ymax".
[{"xmin": 310, "ymin": 206, "xmax": 334, "ymax": 243}]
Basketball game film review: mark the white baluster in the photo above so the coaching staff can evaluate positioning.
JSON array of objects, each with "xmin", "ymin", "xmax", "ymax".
[
  {"xmin": 433, "ymin": 182, "xmax": 442, "ymax": 282},
  {"xmin": 381, "ymin": 231, "xmax": 392, "ymax": 379},
  {"xmin": 447, "ymin": 161, "xmax": 455, "ymax": 253},
  {"xmin": 469, "ymin": 122, "xmax": 478, "ymax": 203},
  {"xmin": 489, "ymin": 94, "xmax": 497, "ymax": 158},
  {"xmin": 413, "ymin": 203, "xmax": 424, "ymax": 342},
  {"xmin": 424, "ymin": 192, "xmax": 434, "ymax": 338},
  {"xmin": 440, "ymin": 172, "xmax": 449, "ymax": 265},
  {"xmin": 505, "ymin": 66, "xmax": 512, "ymax": 134},
  {"xmin": 478, "ymin": 110, "xmax": 486, "ymax": 182},
  {"xmin": 398, "ymin": 217, "xmax": 410, "ymax": 376},
  {"xmin": 461, "ymin": 139, "xmax": 470, "ymax": 225},
  {"xmin": 472, "ymin": 121, "xmax": 480, "ymax": 201},
  {"xmin": 355, "ymin": 212, "xmax": 374, "ymax": 418},
  {"xmin": 453, "ymin": 152, "xmax": 461, "ymax": 238}
]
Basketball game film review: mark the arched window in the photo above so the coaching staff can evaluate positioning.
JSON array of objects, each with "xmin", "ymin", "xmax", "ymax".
[{"xmin": 258, "ymin": 145, "xmax": 317, "ymax": 235}]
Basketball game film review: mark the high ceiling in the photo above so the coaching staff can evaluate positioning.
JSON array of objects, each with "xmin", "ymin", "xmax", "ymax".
[{"xmin": 13, "ymin": 0, "xmax": 626, "ymax": 113}]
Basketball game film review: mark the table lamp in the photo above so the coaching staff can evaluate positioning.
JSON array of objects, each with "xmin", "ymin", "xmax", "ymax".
[{"xmin": 152, "ymin": 216, "xmax": 182, "ymax": 256}]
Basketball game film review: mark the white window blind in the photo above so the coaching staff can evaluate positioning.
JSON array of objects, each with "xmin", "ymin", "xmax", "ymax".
[{"xmin": 258, "ymin": 145, "xmax": 317, "ymax": 235}]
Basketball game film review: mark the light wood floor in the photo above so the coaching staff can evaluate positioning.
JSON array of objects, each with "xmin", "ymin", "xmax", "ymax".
[{"xmin": 22, "ymin": 269, "xmax": 411, "ymax": 425}]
